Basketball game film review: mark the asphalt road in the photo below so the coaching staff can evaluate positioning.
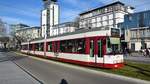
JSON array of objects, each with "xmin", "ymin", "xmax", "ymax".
[
  {"xmin": 2, "ymin": 51, "xmax": 150, "ymax": 84},
  {"xmin": 0, "ymin": 51, "xmax": 40, "ymax": 84}
]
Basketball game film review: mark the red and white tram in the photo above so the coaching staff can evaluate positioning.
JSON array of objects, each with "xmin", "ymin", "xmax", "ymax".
[{"xmin": 21, "ymin": 28, "xmax": 124, "ymax": 68}]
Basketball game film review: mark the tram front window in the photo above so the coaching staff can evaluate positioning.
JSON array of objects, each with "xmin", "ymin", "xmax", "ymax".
[{"xmin": 107, "ymin": 37, "xmax": 120, "ymax": 54}]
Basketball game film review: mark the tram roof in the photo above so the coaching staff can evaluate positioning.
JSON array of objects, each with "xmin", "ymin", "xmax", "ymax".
[{"xmin": 27, "ymin": 27, "xmax": 112, "ymax": 43}]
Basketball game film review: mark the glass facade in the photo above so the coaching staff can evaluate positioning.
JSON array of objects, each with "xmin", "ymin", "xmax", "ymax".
[
  {"xmin": 118, "ymin": 10, "xmax": 150, "ymax": 39},
  {"xmin": 118, "ymin": 10, "xmax": 150, "ymax": 51},
  {"xmin": 123, "ymin": 10, "xmax": 150, "ymax": 29}
]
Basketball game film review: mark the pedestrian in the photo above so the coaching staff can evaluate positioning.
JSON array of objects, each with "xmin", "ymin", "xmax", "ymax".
[
  {"xmin": 145, "ymin": 48, "xmax": 149, "ymax": 57},
  {"xmin": 140, "ymin": 49, "xmax": 145, "ymax": 56},
  {"xmin": 124, "ymin": 48, "xmax": 127, "ymax": 57},
  {"xmin": 126, "ymin": 48, "xmax": 131, "ymax": 56},
  {"xmin": 148, "ymin": 48, "xmax": 150, "ymax": 57}
]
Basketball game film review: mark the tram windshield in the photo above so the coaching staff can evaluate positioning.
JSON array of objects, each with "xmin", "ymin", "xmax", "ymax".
[{"xmin": 106, "ymin": 37, "xmax": 121, "ymax": 54}]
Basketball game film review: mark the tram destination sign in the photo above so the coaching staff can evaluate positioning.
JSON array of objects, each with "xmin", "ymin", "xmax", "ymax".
[{"xmin": 111, "ymin": 28, "xmax": 120, "ymax": 37}]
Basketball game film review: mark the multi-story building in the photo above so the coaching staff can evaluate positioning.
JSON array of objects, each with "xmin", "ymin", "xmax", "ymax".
[
  {"xmin": 78, "ymin": 1, "xmax": 134, "ymax": 30},
  {"xmin": 52, "ymin": 22, "xmax": 76, "ymax": 35},
  {"xmin": 0, "ymin": 19, "xmax": 9, "ymax": 48},
  {"xmin": 130, "ymin": 27, "xmax": 150, "ymax": 51},
  {"xmin": 119, "ymin": 10, "xmax": 150, "ymax": 51},
  {"xmin": 41, "ymin": 0, "xmax": 59, "ymax": 37},
  {"xmin": 15, "ymin": 26, "xmax": 41, "ymax": 42},
  {"xmin": 41, "ymin": 1, "xmax": 134, "ymax": 38},
  {"xmin": 10, "ymin": 23, "xmax": 30, "ymax": 35},
  {"xmin": 0, "ymin": 19, "xmax": 6, "ymax": 36}
]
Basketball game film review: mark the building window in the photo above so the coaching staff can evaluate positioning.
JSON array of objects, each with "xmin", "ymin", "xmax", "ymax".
[
  {"xmin": 139, "ymin": 13, "xmax": 145, "ymax": 27},
  {"xmin": 97, "ymin": 17, "xmax": 101, "ymax": 22},
  {"xmin": 105, "ymin": 8, "xmax": 108, "ymax": 13},
  {"xmin": 92, "ymin": 23, "xmax": 96, "ymax": 28},
  {"xmin": 97, "ymin": 22, "xmax": 101, "ymax": 27},
  {"xmin": 128, "ymin": 15, "xmax": 132, "ymax": 21},
  {"xmin": 101, "ymin": 8, "xmax": 105, "ymax": 14},
  {"xmin": 103, "ymin": 16, "xmax": 107, "ymax": 21},
  {"xmin": 92, "ymin": 18, "xmax": 96, "ymax": 23}
]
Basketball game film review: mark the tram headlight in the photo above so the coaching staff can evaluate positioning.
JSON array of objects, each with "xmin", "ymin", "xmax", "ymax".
[{"xmin": 114, "ymin": 65, "xmax": 118, "ymax": 68}]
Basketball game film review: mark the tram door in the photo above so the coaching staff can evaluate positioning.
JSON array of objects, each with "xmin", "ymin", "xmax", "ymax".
[
  {"xmin": 54, "ymin": 42, "xmax": 59, "ymax": 57},
  {"xmin": 90, "ymin": 39, "xmax": 103, "ymax": 63},
  {"xmin": 90, "ymin": 40, "xmax": 97, "ymax": 63},
  {"xmin": 97, "ymin": 40, "xmax": 103, "ymax": 58}
]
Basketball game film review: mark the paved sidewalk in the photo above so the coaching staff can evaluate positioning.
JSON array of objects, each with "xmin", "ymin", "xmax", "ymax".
[
  {"xmin": 124, "ymin": 52, "xmax": 150, "ymax": 63},
  {"xmin": 0, "ymin": 52, "xmax": 40, "ymax": 84}
]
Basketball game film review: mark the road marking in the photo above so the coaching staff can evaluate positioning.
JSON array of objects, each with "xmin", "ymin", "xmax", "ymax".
[
  {"xmin": 13, "ymin": 52, "xmax": 44, "ymax": 84},
  {"xmin": 12, "ymin": 61, "xmax": 44, "ymax": 84},
  {"xmin": 15, "ymin": 52, "xmax": 150, "ymax": 84}
]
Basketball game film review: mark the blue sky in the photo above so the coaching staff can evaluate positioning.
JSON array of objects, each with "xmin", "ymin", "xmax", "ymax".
[{"xmin": 0, "ymin": 0, "xmax": 150, "ymax": 26}]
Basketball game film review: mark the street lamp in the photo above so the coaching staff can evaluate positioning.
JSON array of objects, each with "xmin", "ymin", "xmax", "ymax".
[{"xmin": 44, "ymin": 25, "xmax": 47, "ymax": 56}]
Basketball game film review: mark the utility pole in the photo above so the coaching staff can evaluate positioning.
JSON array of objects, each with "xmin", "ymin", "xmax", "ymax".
[{"xmin": 42, "ymin": 0, "xmax": 59, "ymax": 56}]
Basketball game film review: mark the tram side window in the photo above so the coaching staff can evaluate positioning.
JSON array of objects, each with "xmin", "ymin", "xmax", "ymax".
[
  {"xmin": 21, "ymin": 45, "xmax": 24, "ymax": 50},
  {"xmin": 90, "ymin": 40, "xmax": 94, "ymax": 57},
  {"xmin": 107, "ymin": 39, "xmax": 111, "ymax": 48},
  {"xmin": 60, "ymin": 39, "xmax": 85, "ymax": 54},
  {"xmin": 78, "ymin": 39, "xmax": 85, "ymax": 53},
  {"xmin": 22, "ymin": 45, "xmax": 28, "ymax": 50},
  {"xmin": 21, "ymin": 45, "xmax": 23, "ymax": 50},
  {"xmin": 29, "ymin": 44, "xmax": 32, "ymax": 50},
  {"xmin": 35, "ymin": 43, "xmax": 39, "ymax": 51},
  {"xmin": 98, "ymin": 40, "xmax": 103, "ymax": 57},
  {"xmin": 48, "ymin": 42, "xmax": 53, "ymax": 52},
  {"xmin": 107, "ymin": 38, "xmax": 112, "ymax": 53},
  {"xmin": 106, "ymin": 37, "xmax": 120, "ymax": 54},
  {"xmin": 39, "ymin": 43, "xmax": 44, "ymax": 51},
  {"xmin": 60, "ymin": 41, "xmax": 66, "ymax": 52}
]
